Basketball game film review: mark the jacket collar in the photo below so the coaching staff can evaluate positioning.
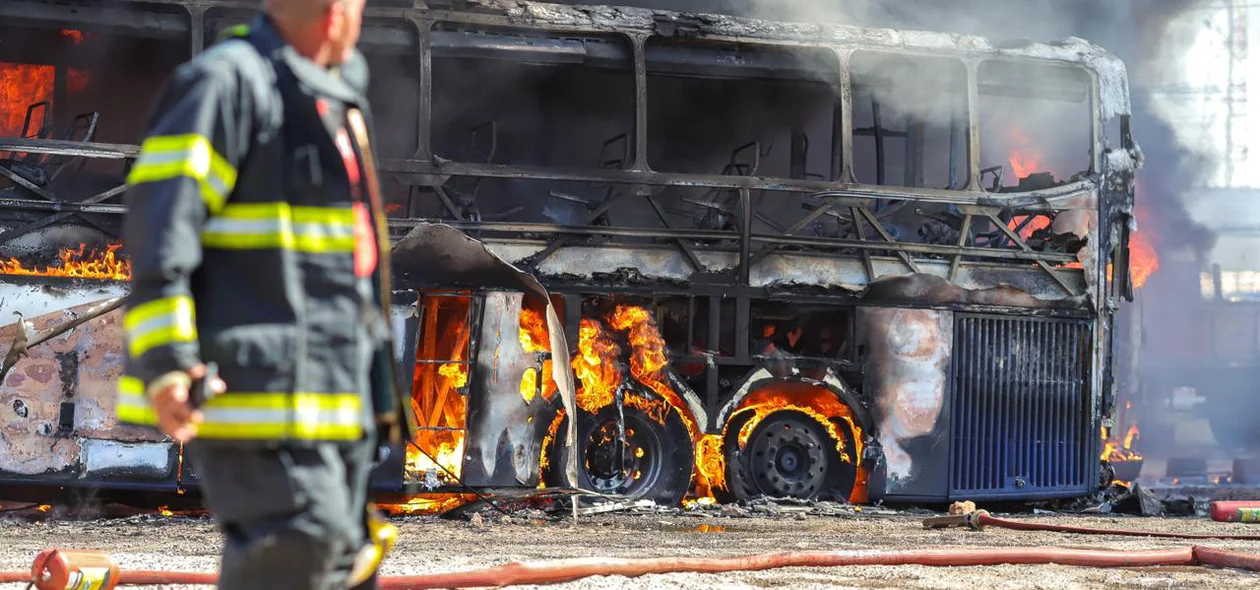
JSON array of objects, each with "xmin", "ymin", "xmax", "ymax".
[{"xmin": 245, "ymin": 13, "xmax": 369, "ymax": 106}]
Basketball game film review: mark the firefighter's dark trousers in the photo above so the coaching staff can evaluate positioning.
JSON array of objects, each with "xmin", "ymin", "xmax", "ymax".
[{"xmin": 188, "ymin": 437, "xmax": 376, "ymax": 590}]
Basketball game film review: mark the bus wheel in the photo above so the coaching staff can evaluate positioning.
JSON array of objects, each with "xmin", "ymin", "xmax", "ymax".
[
  {"xmin": 726, "ymin": 410, "xmax": 852, "ymax": 502},
  {"xmin": 544, "ymin": 403, "xmax": 695, "ymax": 507}
]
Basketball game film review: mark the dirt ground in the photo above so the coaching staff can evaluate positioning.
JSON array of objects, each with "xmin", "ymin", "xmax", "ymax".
[{"xmin": 2, "ymin": 504, "xmax": 1260, "ymax": 589}]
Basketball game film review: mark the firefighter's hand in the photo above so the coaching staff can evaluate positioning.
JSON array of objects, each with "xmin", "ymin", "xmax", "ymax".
[{"xmin": 152, "ymin": 364, "xmax": 225, "ymax": 444}]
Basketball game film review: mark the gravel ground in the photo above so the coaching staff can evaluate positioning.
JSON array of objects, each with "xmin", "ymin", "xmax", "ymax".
[{"xmin": 2, "ymin": 504, "xmax": 1259, "ymax": 589}]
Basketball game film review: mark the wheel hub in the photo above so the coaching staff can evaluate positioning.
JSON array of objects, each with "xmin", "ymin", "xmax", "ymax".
[
  {"xmin": 584, "ymin": 419, "xmax": 659, "ymax": 495},
  {"xmin": 747, "ymin": 414, "xmax": 828, "ymax": 498}
]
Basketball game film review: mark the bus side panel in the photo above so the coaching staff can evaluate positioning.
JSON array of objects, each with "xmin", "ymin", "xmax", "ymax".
[
  {"xmin": 857, "ymin": 306, "xmax": 953, "ymax": 500},
  {"xmin": 0, "ymin": 292, "xmax": 178, "ymax": 490}
]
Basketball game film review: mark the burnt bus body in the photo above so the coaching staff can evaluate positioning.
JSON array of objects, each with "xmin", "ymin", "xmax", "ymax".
[{"xmin": 0, "ymin": 0, "xmax": 1139, "ymax": 506}]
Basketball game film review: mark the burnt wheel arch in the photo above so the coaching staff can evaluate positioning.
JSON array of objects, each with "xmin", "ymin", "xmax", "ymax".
[{"xmin": 724, "ymin": 409, "xmax": 857, "ymax": 502}]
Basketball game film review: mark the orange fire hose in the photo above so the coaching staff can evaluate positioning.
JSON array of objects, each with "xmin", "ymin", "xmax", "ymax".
[
  {"xmin": 928, "ymin": 510, "xmax": 1260, "ymax": 540},
  {"xmin": 1, "ymin": 546, "xmax": 1258, "ymax": 588}
]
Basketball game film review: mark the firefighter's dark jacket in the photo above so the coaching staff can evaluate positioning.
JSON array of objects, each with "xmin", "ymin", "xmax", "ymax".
[{"xmin": 117, "ymin": 14, "xmax": 411, "ymax": 447}]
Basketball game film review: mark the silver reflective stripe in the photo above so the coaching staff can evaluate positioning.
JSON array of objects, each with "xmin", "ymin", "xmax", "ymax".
[
  {"xmin": 127, "ymin": 314, "xmax": 181, "ymax": 339},
  {"xmin": 204, "ymin": 217, "xmax": 286, "ymax": 234}
]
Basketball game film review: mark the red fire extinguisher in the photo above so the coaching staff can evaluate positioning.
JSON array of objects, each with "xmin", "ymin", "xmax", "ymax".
[
  {"xmin": 1210, "ymin": 501, "xmax": 1260, "ymax": 523},
  {"xmin": 30, "ymin": 549, "xmax": 119, "ymax": 590}
]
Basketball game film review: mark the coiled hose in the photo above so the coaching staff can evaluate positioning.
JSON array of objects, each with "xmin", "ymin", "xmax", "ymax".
[{"xmin": 0, "ymin": 545, "xmax": 1257, "ymax": 588}]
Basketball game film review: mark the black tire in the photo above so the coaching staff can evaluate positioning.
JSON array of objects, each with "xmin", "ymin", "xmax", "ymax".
[
  {"xmin": 544, "ymin": 401, "xmax": 695, "ymax": 507},
  {"xmin": 725, "ymin": 409, "xmax": 857, "ymax": 502}
]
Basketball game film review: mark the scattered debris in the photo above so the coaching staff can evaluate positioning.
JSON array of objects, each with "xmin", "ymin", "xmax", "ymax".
[{"xmin": 575, "ymin": 499, "xmax": 657, "ymax": 516}]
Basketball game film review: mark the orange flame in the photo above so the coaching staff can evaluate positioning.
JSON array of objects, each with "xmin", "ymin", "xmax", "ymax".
[
  {"xmin": 379, "ymin": 494, "xmax": 476, "ymax": 516},
  {"xmin": 1006, "ymin": 127, "xmax": 1044, "ymax": 180},
  {"xmin": 519, "ymin": 307, "xmax": 550, "ymax": 353},
  {"xmin": 719, "ymin": 384, "xmax": 867, "ymax": 503},
  {"xmin": 608, "ymin": 306, "xmax": 698, "ymax": 435},
  {"xmin": 1129, "ymin": 230, "xmax": 1158, "ymax": 290},
  {"xmin": 539, "ymin": 409, "xmax": 566, "ymax": 472},
  {"xmin": 0, "ymin": 62, "xmax": 54, "ymax": 137},
  {"xmin": 1007, "ymin": 215, "xmax": 1051, "ymax": 240},
  {"xmin": 572, "ymin": 318, "xmax": 622, "ymax": 414},
  {"xmin": 60, "ymin": 30, "xmax": 85, "ymax": 44},
  {"xmin": 1100, "ymin": 423, "xmax": 1142, "ymax": 475},
  {"xmin": 1129, "ymin": 185, "xmax": 1160, "ymax": 290},
  {"xmin": 405, "ymin": 296, "xmax": 471, "ymax": 487},
  {"xmin": 0, "ymin": 243, "xmax": 130, "ymax": 280},
  {"xmin": 519, "ymin": 307, "xmax": 557, "ymax": 401}
]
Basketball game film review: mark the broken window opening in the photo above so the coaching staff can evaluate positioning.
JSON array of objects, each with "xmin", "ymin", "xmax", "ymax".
[
  {"xmin": 645, "ymin": 38, "xmax": 838, "ymax": 182},
  {"xmin": 0, "ymin": 22, "xmax": 185, "ymax": 222},
  {"xmin": 849, "ymin": 51, "xmax": 968, "ymax": 191},
  {"xmin": 977, "ymin": 60, "xmax": 1092, "ymax": 192},
  {"xmin": 409, "ymin": 293, "xmax": 474, "ymax": 485},
  {"xmin": 430, "ymin": 24, "xmax": 635, "ymax": 170}
]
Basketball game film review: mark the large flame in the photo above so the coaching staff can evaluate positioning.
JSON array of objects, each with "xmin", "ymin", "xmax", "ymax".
[
  {"xmin": 0, "ymin": 243, "xmax": 130, "ymax": 280},
  {"xmin": 608, "ymin": 305, "xmax": 700, "ymax": 436},
  {"xmin": 0, "ymin": 62, "xmax": 54, "ymax": 137},
  {"xmin": 572, "ymin": 318, "xmax": 622, "ymax": 413},
  {"xmin": 405, "ymin": 296, "xmax": 471, "ymax": 489}
]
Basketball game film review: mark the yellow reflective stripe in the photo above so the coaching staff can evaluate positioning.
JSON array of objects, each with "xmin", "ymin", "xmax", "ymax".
[
  {"xmin": 202, "ymin": 203, "xmax": 357, "ymax": 253},
  {"xmin": 124, "ymin": 296, "xmax": 197, "ymax": 359},
  {"xmin": 126, "ymin": 133, "xmax": 237, "ymax": 214},
  {"xmin": 116, "ymin": 376, "xmax": 158, "ymax": 426},
  {"xmin": 195, "ymin": 392, "xmax": 364, "ymax": 441}
]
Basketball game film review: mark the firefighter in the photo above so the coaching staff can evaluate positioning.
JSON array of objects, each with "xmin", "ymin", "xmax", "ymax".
[{"xmin": 116, "ymin": 0, "xmax": 407, "ymax": 588}]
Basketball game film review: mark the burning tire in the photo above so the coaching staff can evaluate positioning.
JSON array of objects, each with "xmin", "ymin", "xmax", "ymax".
[
  {"xmin": 543, "ymin": 402, "xmax": 695, "ymax": 507},
  {"xmin": 725, "ymin": 409, "xmax": 856, "ymax": 502}
]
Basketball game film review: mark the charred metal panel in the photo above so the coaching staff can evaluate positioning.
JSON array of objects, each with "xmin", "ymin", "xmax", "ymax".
[
  {"xmin": 462, "ymin": 291, "xmax": 552, "ymax": 487},
  {"xmin": 393, "ymin": 223, "xmax": 578, "ymax": 488},
  {"xmin": 949, "ymin": 315, "xmax": 1092, "ymax": 500},
  {"xmin": 0, "ymin": 282, "xmax": 127, "ymax": 320},
  {"xmin": 80, "ymin": 439, "xmax": 175, "ymax": 481},
  {"xmin": 0, "ymin": 290, "xmax": 158, "ymax": 477},
  {"xmin": 857, "ymin": 307, "xmax": 952, "ymax": 498},
  {"xmin": 480, "ymin": 242, "xmax": 1087, "ymax": 304}
]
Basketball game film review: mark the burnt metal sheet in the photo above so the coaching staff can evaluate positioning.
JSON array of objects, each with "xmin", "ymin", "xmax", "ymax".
[
  {"xmin": 0, "ymin": 294, "xmax": 155, "ymax": 477},
  {"xmin": 391, "ymin": 222, "xmax": 578, "ymax": 487},
  {"xmin": 462, "ymin": 291, "xmax": 556, "ymax": 486},
  {"xmin": 857, "ymin": 306, "xmax": 952, "ymax": 498},
  {"xmin": 80, "ymin": 439, "xmax": 176, "ymax": 481},
  {"xmin": 477, "ymin": 242, "xmax": 1088, "ymax": 305}
]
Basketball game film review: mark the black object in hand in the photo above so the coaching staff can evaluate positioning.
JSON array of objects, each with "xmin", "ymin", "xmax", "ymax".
[{"xmin": 189, "ymin": 362, "xmax": 219, "ymax": 409}]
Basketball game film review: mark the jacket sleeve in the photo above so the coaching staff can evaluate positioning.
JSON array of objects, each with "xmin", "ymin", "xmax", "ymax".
[{"xmin": 120, "ymin": 58, "xmax": 251, "ymax": 395}]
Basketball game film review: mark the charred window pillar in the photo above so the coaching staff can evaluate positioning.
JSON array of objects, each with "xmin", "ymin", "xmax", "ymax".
[
  {"xmin": 412, "ymin": 17, "xmax": 434, "ymax": 165},
  {"xmin": 836, "ymin": 49, "xmax": 855, "ymax": 183},
  {"xmin": 630, "ymin": 34, "xmax": 649, "ymax": 171},
  {"xmin": 189, "ymin": 6, "xmax": 207, "ymax": 57},
  {"xmin": 964, "ymin": 60, "xmax": 982, "ymax": 191}
]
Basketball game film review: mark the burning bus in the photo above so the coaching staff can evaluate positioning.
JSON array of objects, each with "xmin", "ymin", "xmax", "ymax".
[{"xmin": 0, "ymin": 0, "xmax": 1142, "ymax": 509}]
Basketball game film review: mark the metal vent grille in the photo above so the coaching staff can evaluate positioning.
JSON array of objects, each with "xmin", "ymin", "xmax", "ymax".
[{"xmin": 950, "ymin": 315, "xmax": 1092, "ymax": 499}]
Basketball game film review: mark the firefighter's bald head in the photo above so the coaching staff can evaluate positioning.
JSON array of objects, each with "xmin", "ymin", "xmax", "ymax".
[{"xmin": 264, "ymin": 0, "xmax": 365, "ymax": 67}]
